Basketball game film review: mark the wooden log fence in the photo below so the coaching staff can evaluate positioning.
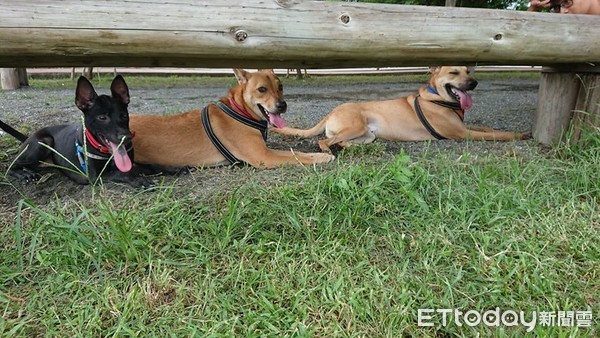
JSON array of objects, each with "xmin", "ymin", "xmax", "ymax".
[{"xmin": 0, "ymin": 0, "xmax": 598, "ymax": 145}]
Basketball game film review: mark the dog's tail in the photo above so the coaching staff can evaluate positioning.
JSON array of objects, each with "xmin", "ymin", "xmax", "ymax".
[
  {"xmin": 0, "ymin": 119, "xmax": 28, "ymax": 142},
  {"xmin": 272, "ymin": 117, "xmax": 328, "ymax": 138}
]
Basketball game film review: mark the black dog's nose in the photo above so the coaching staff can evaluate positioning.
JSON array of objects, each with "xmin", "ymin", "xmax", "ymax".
[{"xmin": 118, "ymin": 131, "xmax": 133, "ymax": 143}]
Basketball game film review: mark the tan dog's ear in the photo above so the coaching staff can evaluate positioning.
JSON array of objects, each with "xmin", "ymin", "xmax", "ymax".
[
  {"xmin": 467, "ymin": 66, "xmax": 476, "ymax": 75},
  {"xmin": 428, "ymin": 66, "xmax": 441, "ymax": 74},
  {"xmin": 233, "ymin": 69, "xmax": 249, "ymax": 84}
]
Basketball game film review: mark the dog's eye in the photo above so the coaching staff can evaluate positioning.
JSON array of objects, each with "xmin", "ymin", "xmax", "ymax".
[
  {"xmin": 258, "ymin": 86, "xmax": 267, "ymax": 93},
  {"xmin": 450, "ymin": 71, "xmax": 459, "ymax": 75},
  {"xmin": 97, "ymin": 115, "xmax": 108, "ymax": 121}
]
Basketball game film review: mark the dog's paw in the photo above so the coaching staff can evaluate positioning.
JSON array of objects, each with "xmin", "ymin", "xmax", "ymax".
[
  {"xmin": 131, "ymin": 176, "xmax": 155, "ymax": 189},
  {"xmin": 520, "ymin": 132, "xmax": 533, "ymax": 140},
  {"xmin": 10, "ymin": 169, "xmax": 41, "ymax": 184},
  {"xmin": 315, "ymin": 153, "xmax": 335, "ymax": 163}
]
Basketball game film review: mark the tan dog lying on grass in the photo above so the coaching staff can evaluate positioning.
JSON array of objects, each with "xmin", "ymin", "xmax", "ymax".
[
  {"xmin": 129, "ymin": 69, "xmax": 334, "ymax": 168},
  {"xmin": 273, "ymin": 66, "xmax": 529, "ymax": 153}
]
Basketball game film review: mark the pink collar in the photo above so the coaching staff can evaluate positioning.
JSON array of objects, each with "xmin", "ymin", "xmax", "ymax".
[{"xmin": 228, "ymin": 98, "xmax": 256, "ymax": 121}]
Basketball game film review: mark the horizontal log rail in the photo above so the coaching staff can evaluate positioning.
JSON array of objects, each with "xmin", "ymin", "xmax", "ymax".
[{"xmin": 0, "ymin": 0, "xmax": 599, "ymax": 68}]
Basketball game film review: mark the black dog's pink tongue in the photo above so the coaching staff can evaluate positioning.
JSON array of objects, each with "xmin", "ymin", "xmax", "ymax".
[{"xmin": 107, "ymin": 141, "xmax": 132, "ymax": 172}]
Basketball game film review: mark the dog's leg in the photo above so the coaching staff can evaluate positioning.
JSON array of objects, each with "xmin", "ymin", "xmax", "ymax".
[
  {"xmin": 136, "ymin": 163, "xmax": 193, "ymax": 176},
  {"xmin": 337, "ymin": 131, "xmax": 377, "ymax": 148},
  {"xmin": 464, "ymin": 128, "xmax": 530, "ymax": 141},
  {"xmin": 9, "ymin": 133, "xmax": 55, "ymax": 182},
  {"xmin": 318, "ymin": 124, "xmax": 372, "ymax": 153},
  {"xmin": 242, "ymin": 149, "xmax": 334, "ymax": 168},
  {"xmin": 466, "ymin": 125, "xmax": 495, "ymax": 133},
  {"xmin": 101, "ymin": 168, "xmax": 154, "ymax": 188}
]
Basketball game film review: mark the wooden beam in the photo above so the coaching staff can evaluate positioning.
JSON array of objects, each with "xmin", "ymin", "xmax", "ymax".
[{"xmin": 0, "ymin": 0, "xmax": 599, "ymax": 68}]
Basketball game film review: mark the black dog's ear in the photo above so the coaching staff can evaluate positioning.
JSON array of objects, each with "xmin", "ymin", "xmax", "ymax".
[
  {"xmin": 75, "ymin": 76, "xmax": 98, "ymax": 111},
  {"xmin": 110, "ymin": 75, "xmax": 130, "ymax": 105}
]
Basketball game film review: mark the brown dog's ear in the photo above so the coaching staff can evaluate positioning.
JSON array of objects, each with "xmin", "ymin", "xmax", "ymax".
[
  {"xmin": 75, "ymin": 76, "xmax": 98, "ymax": 111},
  {"xmin": 233, "ymin": 69, "xmax": 249, "ymax": 84},
  {"xmin": 110, "ymin": 75, "xmax": 130, "ymax": 105}
]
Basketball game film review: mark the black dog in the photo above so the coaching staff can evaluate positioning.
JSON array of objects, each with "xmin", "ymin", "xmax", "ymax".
[{"xmin": 0, "ymin": 75, "xmax": 151, "ymax": 187}]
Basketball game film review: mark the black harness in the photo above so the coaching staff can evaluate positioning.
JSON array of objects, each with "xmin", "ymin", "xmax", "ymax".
[
  {"xmin": 413, "ymin": 95, "xmax": 463, "ymax": 140},
  {"xmin": 201, "ymin": 101, "xmax": 268, "ymax": 165}
]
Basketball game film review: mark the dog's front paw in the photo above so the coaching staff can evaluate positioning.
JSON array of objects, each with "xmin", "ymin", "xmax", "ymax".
[
  {"xmin": 315, "ymin": 153, "xmax": 335, "ymax": 164},
  {"xmin": 129, "ymin": 176, "xmax": 155, "ymax": 189},
  {"xmin": 10, "ymin": 169, "xmax": 41, "ymax": 184}
]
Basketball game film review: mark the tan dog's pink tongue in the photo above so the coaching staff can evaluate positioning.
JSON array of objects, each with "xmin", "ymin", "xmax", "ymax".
[
  {"xmin": 455, "ymin": 90, "xmax": 474, "ymax": 110},
  {"xmin": 108, "ymin": 141, "xmax": 133, "ymax": 172},
  {"xmin": 269, "ymin": 113, "xmax": 286, "ymax": 128}
]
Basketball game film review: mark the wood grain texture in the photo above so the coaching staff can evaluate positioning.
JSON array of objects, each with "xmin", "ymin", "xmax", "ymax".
[{"xmin": 0, "ymin": 0, "xmax": 599, "ymax": 68}]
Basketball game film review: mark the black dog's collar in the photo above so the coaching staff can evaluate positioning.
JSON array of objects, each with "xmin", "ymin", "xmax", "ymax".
[{"xmin": 75, "ymin": 128, "xmax": 133, "ymax": 173}]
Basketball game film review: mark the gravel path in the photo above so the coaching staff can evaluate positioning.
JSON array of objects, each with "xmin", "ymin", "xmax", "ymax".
[{"xmin": 0, "ymin": 76, "xmax": 539, "ymax": 216}]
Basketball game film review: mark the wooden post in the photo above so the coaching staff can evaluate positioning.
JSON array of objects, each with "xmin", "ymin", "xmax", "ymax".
[
  {"xmin": 18, "ymin": 68, "xmax": 28, "ymax": 87},
  {"xmin": 533, "ymin": 66, "xmax": 600, "ymax": 145},
  {"xmin": 1, "ymin": 68, "xmax": 19, "ymax": 90},
  {"xmin": 445, "ymin": 0, "xmax": 457, "ymax": 7},
  {"xmin": 570, "ymin": 74, "xmax": 600, "ymax": 142},
  {"xmin": 83, "ymin": 67, "xmax": 94, "ymax": 80}
]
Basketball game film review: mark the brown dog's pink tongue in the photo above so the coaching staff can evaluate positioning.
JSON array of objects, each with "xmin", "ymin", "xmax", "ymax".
[
  {"xmin": 454, "ymin": 89, "xmax": 474, "ymax": 110},
  {"xmin": 269, "ymin": 113, "xmax": 286, "ymax": 128},
  {"xmin": 107, "ymin": 141, "xmax": 133, "ymax": 172}
]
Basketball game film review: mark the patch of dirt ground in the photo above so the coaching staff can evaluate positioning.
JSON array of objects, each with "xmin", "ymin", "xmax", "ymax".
[{"xmin": 0, "ymin": 75, "xmax": 541, "ymax": 223}]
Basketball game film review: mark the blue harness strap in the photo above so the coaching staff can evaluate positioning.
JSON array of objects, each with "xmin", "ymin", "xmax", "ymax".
[
  {"xmin": 75, "ymin": 141, "xmax": 87, "ymax": 173},
  {"xmin": 75, "ymin": 137, "xmax": 115, "ymax": 174}
]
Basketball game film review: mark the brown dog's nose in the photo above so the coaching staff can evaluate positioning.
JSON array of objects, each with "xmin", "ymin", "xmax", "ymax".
[
  {"xmin": 468, "ymin": 79, "xmax": 478, "ymax": 90},
  {"xmin": 276, "ymin": 101, "xmax": 287, "ymax": 112}
]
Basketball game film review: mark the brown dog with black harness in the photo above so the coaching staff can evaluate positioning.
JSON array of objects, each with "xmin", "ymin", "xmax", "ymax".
[
  {"xmin": 273, "ymin": 66, "xmax": 529, "ymax": 153},
  {"xmin": 129, "ymin": 69, "xmax": 334, "ymax": 168}
]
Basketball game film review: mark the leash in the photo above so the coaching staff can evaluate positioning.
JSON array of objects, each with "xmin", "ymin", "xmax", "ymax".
[
  {"xmin": 414, "ymin": 95, "xmax": 447, "ymax": 140},
  {"xmin": 201, "ymin": 104, "xmax": 242, "ymax": 166}
]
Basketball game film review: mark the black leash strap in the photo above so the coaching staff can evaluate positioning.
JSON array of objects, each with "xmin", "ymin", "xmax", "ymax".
[
  {"xmin": 216, "ymin": 101, "xmax": 268, "ymax": 141},
  {"xmin": 201, "ymin": 105, "xmax": 241, "ymax": 165},
  {"xmin": 414, "ymin": 96, "xmax": 447, "ymax": 140}
]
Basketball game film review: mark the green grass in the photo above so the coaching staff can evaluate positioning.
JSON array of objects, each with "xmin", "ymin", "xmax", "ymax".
[{"xmin": 1, "ymin": 128, "xmax": 597, "ymax": 336}]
